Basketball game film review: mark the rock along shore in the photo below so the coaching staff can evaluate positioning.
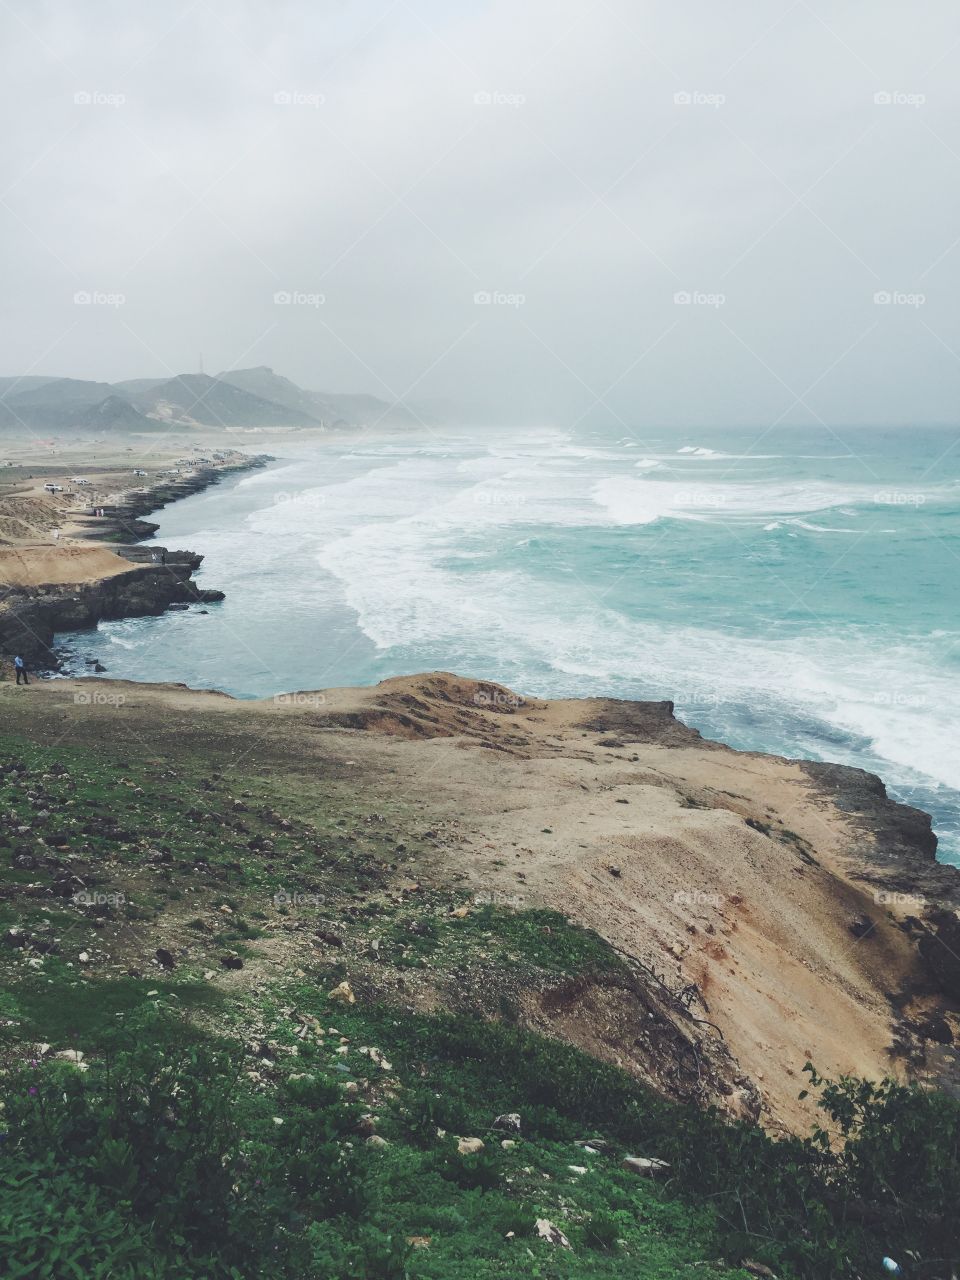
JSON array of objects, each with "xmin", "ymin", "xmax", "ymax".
[{"xmin": 0, "ymin": 453, "xmax": 271, "ymax": 668}]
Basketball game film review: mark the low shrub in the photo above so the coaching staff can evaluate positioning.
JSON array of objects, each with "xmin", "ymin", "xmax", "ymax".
[
  {"xmin": 0, "ymin": 1010, "xmax": 366, "ymax": 1277},
  {"xmin": 2, "ymin": 999, "xmax": 958, "ymax": 1278}
]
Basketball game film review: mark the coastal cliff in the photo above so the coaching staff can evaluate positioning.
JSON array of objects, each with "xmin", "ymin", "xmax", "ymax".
[
  {"xmin": 0, "ymin": 669, "xmax": 955, "ymax": 1136},
  {"xmin": 78, "ymin": 455, "xmax": 272, "ymax": 544},
  {"xmin": 0, "ymin": 453, "xmax": 270, "ymax": 668},
  {"xmin": 0, "ymin": 559, "xmax": 225, "ymax": 665}
]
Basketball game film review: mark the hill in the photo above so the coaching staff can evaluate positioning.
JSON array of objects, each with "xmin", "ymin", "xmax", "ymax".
[
  {"xmin": 0, "ymin": 671, "xmax": 956, "ymax": 1276},
  {"xmin": 123, "ymin": 371, "xmax": 320, "ymax": 428},
  {"xmin": 218, "ymin": 365, "xmax": 341, "ymax": 426},
  {"xmin": 321, "ymin": 389, "xmax": 428, "ymax": 427},
  {"xmin": 0, "ymin": 367, "xmax": 445, "ymax": 433},
  {"xmin": 0, "ymin": 376, "xmax": 58, "ymax": 399},
  {"xmin": 219, "ymin": 368, "xmax": 431, "ymax": 428},
  {"xmin": 0, "ymin": 388, "xmax": 160, "ymax": 434},
  {"xmin": 6, "ymin": 377, "xmax": 118, "ymax": 407}
]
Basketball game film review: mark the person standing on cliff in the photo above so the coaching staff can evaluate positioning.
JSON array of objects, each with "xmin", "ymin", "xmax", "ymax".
[{"xmin": 14, "ymin": 655, "xmax": 29, "ymax": 685}]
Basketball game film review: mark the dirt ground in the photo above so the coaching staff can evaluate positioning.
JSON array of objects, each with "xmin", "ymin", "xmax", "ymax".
[
  {"xmin": 0, "ymin": 440, "xmax": 250, "ymax": 548},
  {"xmin": 0, "ymin": 545, "xmax": 135, "ymax": 587}
]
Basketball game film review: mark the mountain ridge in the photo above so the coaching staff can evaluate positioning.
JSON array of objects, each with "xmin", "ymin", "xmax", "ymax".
[{"xmin": 0, "ymin": 366, "xmax": 437, "ymax": 434}]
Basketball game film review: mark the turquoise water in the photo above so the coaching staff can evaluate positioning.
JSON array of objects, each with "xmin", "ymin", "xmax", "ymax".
[{"xmin": 57, "ymin": 425, "xmax": 960, "ymax": 862}]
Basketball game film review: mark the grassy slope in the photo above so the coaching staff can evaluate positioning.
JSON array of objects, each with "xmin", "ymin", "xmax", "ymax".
[
  {"xmin": 0, "ymin": 728, "xmax": 953, "ymax": 1278},
  {"xmin": 0, "ymin": 731, "xmax": 757, "ymax": 1277}
]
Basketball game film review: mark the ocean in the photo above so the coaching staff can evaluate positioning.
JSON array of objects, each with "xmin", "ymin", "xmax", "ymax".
[{"xmin": 57, "ymin": 424, "xmax": 960, "ymax": 864}]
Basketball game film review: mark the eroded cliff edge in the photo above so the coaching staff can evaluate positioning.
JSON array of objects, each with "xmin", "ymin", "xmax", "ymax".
[
  {"xmin": 0, "ymin": 454, "xmax": 270, "ymax": 666},
  {"xmin": 0, "ymin": 670, "xmax": 956, "ymax": 1136}
]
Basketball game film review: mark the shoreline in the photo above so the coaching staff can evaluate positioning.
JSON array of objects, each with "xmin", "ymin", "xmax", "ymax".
[
  {"xmin": 0, "ymin": 445, "xmax": 272, "ymax": 670},
  {"xmin": 36, "ymin": 434, "xmax": 959, "ymax": 870}
]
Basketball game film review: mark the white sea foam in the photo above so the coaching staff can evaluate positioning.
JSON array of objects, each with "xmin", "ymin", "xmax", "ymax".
[
  {"xmin": 310, "ymin": 498, "xmax": 960, "ymax": 792},
  {"xmin": 786, "ymin": 519, "xmax": 858, "ymax": 534},
  {"xmin": 280, "ymin": 441, "xmax": 960, "ymax": 808},
  {"xmin": 591, "ymin": 474, "xmax": 951, "ymax": 526}
]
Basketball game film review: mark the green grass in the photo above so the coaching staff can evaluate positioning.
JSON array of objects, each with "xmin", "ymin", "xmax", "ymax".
[
  {"xmin": 0, "ymin": 966, "xmax": 220, "ymax": 1049},
  {"xmin": 0, "ymin": 733, "xmax": 957, "ymax": 1277},
  {"xmin": 381, "ymin": 903, "xmax": 625, "ymax": 975},
  {"xmin": 5, "ymin": 988, "xmax": 957, "ymax": 1278},
  {"xmin": 0, "ymin": 1002, "xmax": 756, "ymax": 1280}
]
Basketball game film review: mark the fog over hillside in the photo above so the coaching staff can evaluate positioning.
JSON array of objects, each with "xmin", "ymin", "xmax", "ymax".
[{"xmin": 0, "ymin": 366, "xmax": 424, "ymax": 433}]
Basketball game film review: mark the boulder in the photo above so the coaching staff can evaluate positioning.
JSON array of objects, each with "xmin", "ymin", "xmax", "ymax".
[
  {"xmin": 534, "ymin": 1219, "xmax": 571, "ymax": 1248},
  {"xmin": 493, "ymin": 1112, "xmax": 521, "ymax": 1133},
  {"xmin": 847, "ymin": 914, "xmax": 874, "ymax": 939},
  {"xmin": 52, "ymin": 1049, "xmax": 87, "ymax": 1071},
  {"xmin": 622, "ymin": 1156, "xmax": 670, "ymax": 1177}
]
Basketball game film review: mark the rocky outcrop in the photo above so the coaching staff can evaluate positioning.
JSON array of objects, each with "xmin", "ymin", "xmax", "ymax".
[
  {"xmin": 0, "ymin": 563, "xmax": 225, "ymax": 666},
  {"xmin": 575, "ymin": 696, "xmax": 709, "ymax": 747},
  {"xmin": 82, "ymin": 457, "xmax": 271, "ymax": 545},
  {"xmin": 916, "ymin": 909, "xmax": 960, "ymax": 1000},
  {"xmin": 798, "ymin": 761, "xmax": 960, "ymax": 964},
  {"xmin": 800, "ymin": 763, "xmax": 960, "ymax": 1011},
  {"xmin": 801, "ymin": 759, "xmax": 939, "ymax": 864},
  {"xmin": 0, "ymin": 454, "xmax": 270, "ymax": 669}
]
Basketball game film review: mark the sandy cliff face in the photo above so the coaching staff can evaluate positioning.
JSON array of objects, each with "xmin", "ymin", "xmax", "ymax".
[
  {"xmin": 313, "ymin": 674, "xmax": 954, "ymax": 1133},
  {"xmin": 2, "ymin": 671, "xmax": 956, "ymax": 1135}
]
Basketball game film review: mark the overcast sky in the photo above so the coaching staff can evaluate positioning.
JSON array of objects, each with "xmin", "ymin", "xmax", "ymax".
[{"xmin": 1, "ymin": 0, "xmax": 959, "ymax": 427}]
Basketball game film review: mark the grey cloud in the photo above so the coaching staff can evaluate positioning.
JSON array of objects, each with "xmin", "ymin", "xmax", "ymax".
[{"xmin": 1, "ymin": 0, "xmax": 958, "ymax": 427}]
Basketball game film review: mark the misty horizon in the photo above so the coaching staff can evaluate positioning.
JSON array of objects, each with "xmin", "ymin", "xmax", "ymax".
[{"xmin": 2, "ymin": 2, "xmax": 959, "ymax": 430}]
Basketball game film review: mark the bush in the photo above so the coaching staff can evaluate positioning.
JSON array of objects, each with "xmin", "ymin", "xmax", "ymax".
[
  {"xmin": 803, "ymin": 1065, "xmax": 960, "ymax": 1265},
  {"xmin": 3, "ymin": 998, "xmax": 959, "ymax": 1278},
  {"xmin": 0, "ymin": 1160, "xmax": 162, "ymax": 1280},
  {"xmin": 303, "ymin": 1002, "xmax": 960, "ymax": 1277},
  {"xmin": 0, "ymin": 1010, "xmax": 366, "ymax": 1277},
  {"xmin": 584, "ymin": 1209, "xmax": 622, "ymax": 1251}
]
